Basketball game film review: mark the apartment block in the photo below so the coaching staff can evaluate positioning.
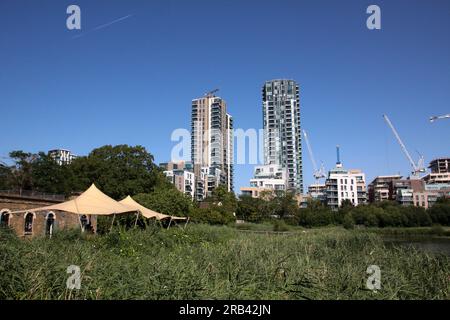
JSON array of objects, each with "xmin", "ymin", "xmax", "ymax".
[
  {"xmin": 48, "ymin": 149, "xmax": 77, "ymax": 165},
  {"xmin": 160, "ymin": 161, "xmax": 196, "ymax": 200},
  {"xmin": 262, "ymin": 80, "xmax": 303, "ymax": 194},
  {"xmin": 325, "ymin": 151, "xmax": 366, "ymax": 209},
  {"xmin": 191, "ymin": 94, "xmax": 233, "ymax": 198},
  {"xmin": 308, "ymin": 183, "xmax": 327, "ymax": 202},
  {"xmin": 240, "ymin": 164, "xmax": 286, "ymax": 199},
  {"xmin": 368, "ymin": 175, "xmax": 403, "ymax": 202}
]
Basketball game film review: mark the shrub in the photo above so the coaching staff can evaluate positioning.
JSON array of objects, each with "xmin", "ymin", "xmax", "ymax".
[
  {"xmin": 190, "ymin": 207, "xmax": 235, "ymax": 225},
  {"xmin": 272, "ymin": 220, "xmax": 289, "ymax": 232},
  {"xmin": 428, "ymin": 203, "xmax": 450, "ymax": 226},
  {"xmin": 342, "ymin": 213, "xmax": 355, "ymax": 229}
]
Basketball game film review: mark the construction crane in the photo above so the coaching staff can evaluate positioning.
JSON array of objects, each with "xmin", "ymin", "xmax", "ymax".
[
  {"xmin": 204, "ymin": 88, "xmax": 219, "ymax": 97},
  {"xmin": 303, "ymin": 130, "xmax": 326, "ymax": 181},
  {"xmin": 430, "ymin": 114, "xmax": 450, "ymax": 122},
  {"xmin": 0, "ymin": 156, "xmax": 9, "ymax": 167},
  {"xmin": 383, "ymin": 114, "xmax": 425, "ymax": 179}
]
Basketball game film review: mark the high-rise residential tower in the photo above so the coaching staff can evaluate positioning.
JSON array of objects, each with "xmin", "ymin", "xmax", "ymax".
[
  {"xmin": 262, "ymin": 80, "xmax": 303, "ymax": 193},
  {"xmin": 191, "ymin": 93, "xmax": 233, "ymax": 198}
]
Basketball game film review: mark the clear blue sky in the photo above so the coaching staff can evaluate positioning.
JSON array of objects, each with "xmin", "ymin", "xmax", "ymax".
[{"xmin": 1, "ymin": 0, "xmax": 449, "ymax": 193}]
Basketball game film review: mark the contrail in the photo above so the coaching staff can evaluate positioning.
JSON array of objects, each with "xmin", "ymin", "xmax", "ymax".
[{"xmin": 72, "ymin": 14, "xmax": 133, "ymax": 39}]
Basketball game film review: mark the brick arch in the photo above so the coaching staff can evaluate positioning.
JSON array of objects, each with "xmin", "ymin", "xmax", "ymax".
[
  {"xmin": 24, "ymin": 211, "xmax": 36, "ymax": 235},
  {"xmin": 45, "ymin": 211, "xmax": 57, "ymax": 220},
  {"xmin": 0, "ymin": 208, "xmax": 12, "ymax": 226}
]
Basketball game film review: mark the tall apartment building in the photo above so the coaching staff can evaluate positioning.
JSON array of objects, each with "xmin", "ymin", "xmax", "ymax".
[
  {"xmin": 191, "ymin": 93, "xmax": 233, "ymax": 199},
  {"xmin": 262, "ymin": 80, "xmax": 303, "ymax": 194},
  {"xmin": 48, "ymin": 149, "xmax": 77, "ymax": 165}
]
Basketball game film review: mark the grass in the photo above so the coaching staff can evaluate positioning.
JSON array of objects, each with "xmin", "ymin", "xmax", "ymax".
[{"xmin": 0, "ymin": 224, "xmax": 449, "ymax": 300}]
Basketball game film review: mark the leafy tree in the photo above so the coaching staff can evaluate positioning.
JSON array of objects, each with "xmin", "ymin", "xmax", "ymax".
[
  {"xmin": 428, "ymin": 202, "xmax": 450, "ymax": 226},
  {"xmin": 401, "ymin": 206, "xmax": 431, "ymax": 227},
  {"xmin": 0, "ymin": 162, "xmax": 10, "ymax": 190},
  {"xmin": 189, "ymin": 207, "xmax": 235, "ymax": 225},
  {"xmin": 70, "ymin": 145, "xmax": 164, "ymax": 199},
  {"xmin": 134, "ymin": 187, "xmax": 193, "ymax": 217},
  {"xmin": 204, "ymin": 185, "xmax": 238, "ymax": 214},
  {"xmin": 236, "ymin": 195, "xmax": 266, "ymax": 222},
  {"xmin": 8, "ymin": 151, "xmax": 36, "ymax": 192},
  {"xmin": 31, "ymin": 152, "xmax": 74, "ymax": 196},
  {"xmin": 272, "ymin": 191, "xmax": 298, "ymax": 218},
  {"xmin": 297, "ymin": 206, "xmax": 334, "ymax": 227},
  {"xmin": 342, "ymin": 213, "xmax": 355, "ymax": 229}
]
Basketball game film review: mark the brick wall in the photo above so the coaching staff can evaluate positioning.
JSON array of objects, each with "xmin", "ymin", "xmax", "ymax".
[{"xmin": 0, "ymin": 195, "xmax": 97, "ymax": 238}]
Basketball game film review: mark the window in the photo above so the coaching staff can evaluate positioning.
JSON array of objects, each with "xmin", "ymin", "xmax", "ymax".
[
  {"xmin": 24, "ymin": 212, "xmax": 34, "ymax": 234},
  {"xmin": 1, "ymin": 211, "xmax": 10, "ymax": 227}
]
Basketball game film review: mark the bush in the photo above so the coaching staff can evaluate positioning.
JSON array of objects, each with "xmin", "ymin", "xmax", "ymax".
[
  {"xmin": 272, "ymin": 220, "xmax": 289, "ymax": 232},
  {"xmin": 190, "ymin": 207, "xmax": 235, "ymax": 225},
  {"xmin": 428, "ymin": 203, "xmax": 450, "ymax": 226},
  {"xmin": 430, "ymin": 225, "xmax": 445, "ymax": 236},
  {"xmin": 134, "ymin": 188, "xmax": 193, "ymax": 218},
  {"xmin": 342, "ymin": 214, "xmax": 355, "ymax": 229}
]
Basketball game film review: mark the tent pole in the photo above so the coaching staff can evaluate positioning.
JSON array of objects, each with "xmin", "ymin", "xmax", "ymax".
[
  {"xmin": 166, "ymin": 217, "xmax": 172, "ymax": 230},
  {"xmin": 184, "ymin": 217, "xmax": 190, "ymax": 230},
  {"xmin": 110, "ymin": 213, "xmax": 116, "ymax": 233},
  {"xmin": 134, "ymin": 212, "xmax": 139, "ymax": 228}
]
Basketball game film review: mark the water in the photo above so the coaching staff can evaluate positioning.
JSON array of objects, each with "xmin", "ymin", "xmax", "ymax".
[{"xmin": 383, "ymin": 236, "xmax": 450, "ymax": 256}]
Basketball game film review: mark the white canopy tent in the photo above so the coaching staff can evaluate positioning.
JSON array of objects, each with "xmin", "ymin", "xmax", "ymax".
[
  {"xmin": 12, "ymin": 184, "xmax": 189, "ymax": 231},
  {"xmin": 119, "ymin": 195, "xmax": 189, "ymax": 229},
  {"xmin": 12, "ymin": 184, "xmax": 135, "ymax": 215}
]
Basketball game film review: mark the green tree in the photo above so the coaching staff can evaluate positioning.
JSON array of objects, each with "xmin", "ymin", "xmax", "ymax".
[
  {"xmin": 428, "ymin": 202, "xmax": 450, "ymax": 226},
  {"xmin": 70, "ymin": 145, "xmax": 164, "ymax": 199},
  {"xmin": 0, "ymin": 162, "xmax": 10, "ymax": 190},
  {"xmin": 189, "ymin": 207, "xmax": 235, "ymax": 225},
  {"xmin": 31, "ymin": 152, "xmax": 74, "ymax": 196},
  {"xmin": 342, "ymin": 213, "xmax": 355, "ymax": 229},
  {"xmin": 236, "ymin": 195, "xmax": 265, "ymax": 222},
  {"xmin": 204, "ymin": 185, "xmax": 237, "ymax": 214},
  {"xmin": 272, "ymin": 191, "xmax": 298, "ymax": 218},
  {"xmin": 134, "ymin": 187, "xmax": 193, "ymax": 217},
  {"xmin": 8, "ymin": 151, "xmax": 36, "ymax": 192}
]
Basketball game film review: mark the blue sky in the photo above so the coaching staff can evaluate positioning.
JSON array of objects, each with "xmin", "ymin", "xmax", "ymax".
[{"xmin": 1, "ymin": 0, "xmax": 449, "ymax": 193}]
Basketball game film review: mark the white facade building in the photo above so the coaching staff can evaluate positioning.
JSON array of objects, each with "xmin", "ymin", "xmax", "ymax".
[
  {"xmin": 48, "ymin": 149, "xmax": 77, "ymax": 165},
  {"xmin": 240, "ymin": 164, "xmax": 287, "ymax": 198},
  {"xmin": 325, "ymin": 152, "xmax": 367, "ymax": 209}
]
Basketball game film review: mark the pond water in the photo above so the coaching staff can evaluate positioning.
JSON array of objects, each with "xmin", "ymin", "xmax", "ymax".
[{"xmin": 383, "ymin": 236, "xmax": 450, "ymax": 256}]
